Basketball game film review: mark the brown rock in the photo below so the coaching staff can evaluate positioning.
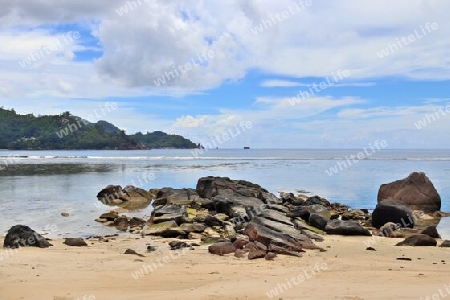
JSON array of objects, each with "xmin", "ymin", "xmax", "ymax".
[
  {"xmin": 248, "ymin": 247, "xmax": 266, "ymax": 260},
  {"xmin": 420, "ymin": 226, "xmax": 440, "ymax": 239},
  {"xmin": 265, "ymin": 252, "xmax": 277, "ymax": 260},
  {"xmin": 63, "ymin": 238, "xmax": 87, "ymax": 247},
  {"xmin": 396, "ymin": 234, "xmax": 437, "ymax": 246},
  {"xmin": 114, "ymin": 216, "xmax": 129, "ymax": 231},
  {"xmin": 377, "ymin": 172, "xmax": 441, "ymax": 213},
  {"xmin": 234, "ymin": 249, "xmax": 247, "ymax": 258},
  {"xmin": 208, "ymin": 241, "xmax": 236, "ymax": 256}
]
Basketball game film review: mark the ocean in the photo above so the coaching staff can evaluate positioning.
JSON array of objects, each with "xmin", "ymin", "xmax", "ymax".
[{"xmin": 0, "ymin": 149, "xmax": 449, "ymax": 239}]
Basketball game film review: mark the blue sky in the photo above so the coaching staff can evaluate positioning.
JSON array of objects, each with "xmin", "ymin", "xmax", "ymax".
[{"xmin": 0, "ymin": 0, "xmax": 449, "ymax": 148}]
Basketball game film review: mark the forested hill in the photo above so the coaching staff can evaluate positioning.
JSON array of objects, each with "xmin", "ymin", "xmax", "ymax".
[{"xmin": 0, "ymin": 108, "xmax": 198, "ymax": 150}]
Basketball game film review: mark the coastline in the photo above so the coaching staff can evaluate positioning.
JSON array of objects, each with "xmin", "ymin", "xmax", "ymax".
[{"xmin": 1, "ymin": 234, "xmax": 449, "ymax": 299}]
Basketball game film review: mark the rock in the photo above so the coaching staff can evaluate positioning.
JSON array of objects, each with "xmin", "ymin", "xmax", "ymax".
[
  {"xmin": 248, "ymin": 247, "xmax": 266, "ymax": 260},
  {"xmin": 214, "ymin": 213, "xmax": 229, "ymax": 222},
  {"xmin": 196, "ymin": 176, "xmax": 281, "ymax": 205},
  {"xmin": 204, "ymin": 214, "xmax": 223, "ymax": 227},
  {"xmin": 129, "ymin": 217, "xmax": 146, "ymax": 228},
  {"xmin": 377, "ymin": 172, "xmax": 441, "ymax": 213},
  {"xmin": 234, "ymin": 249, "xmax": 247, "ymax": 258},
  {"xmin": 188, "ymin": 232, "xmax": 203, "ymax": 239},
  {"xmin": 142, "ymin": 220, "xmax": 178, "ymax": 236},
  {"xmin": 180, "ymin": 223, "xmax": 207, "ymax": 233},
  {"xmin": 202, "ymin": 236, "xmax": 227, "ymax": 244},
  {"xmin": 223, "ymin": 223, "xmax": 237, "ymax": 238},
  {"xmin": 146, "ymin": 244, "xmax": 157, "ymax": 252},
  {"xmin": 379, "ymin": 222, "xmax": 400, "ymax": 237},
  {"xmin": 124, "ymin": 249, "xmax": 145, "ymax": 257},
  {"xmin": 372, "ymin": 199, "xmax": 415, "ymax": 229},
  {"xmin": 97, "ymin": 185, "xmax": 151, "ymax": 209},
  {"xmin": 97, "ymin": 185, "xmax": 123, "ymax": 203},
  {"xmin": 286, "ymin": 208, "xmax": 311, "ymax": 220},
  {"xmin": 169, "ymin": 241, "xmax": 191, "ymax": 250},
  {"xmin": 342, "ymin": 209, "xmax": 367, "ymax": 221},
  {"xmin": 64, "ymin": 238, "xmax": 88, "ymax": 247},
  {"xmin": 280, "ymin": 192, "xmax": 297, "ymax": 204},
  {"xmin": 3, "ymin": 225, "xmax": 52, "ymax": 248},
  {"xmin": 309, "ymin": 213, "xmax": 329, "ymax": 231},
  {"xmin": 99, "ymin": 211, "xmax": 119, "ymax": 221},
  {"xmin": 232, "ymin": 238, "xmax": 249, "ymax": 249},
  {"xmin": 439, "ymin": 240, "xmax": 450, "ymax": 247},
  {"xmin": 366, "ymin": 247, "xmax": 376, "ymax": 251},
  {"xmin": 156, "ymin": 188, "xmax": 200, "ymax": 206},
  {"xmin": 114, "ymin": 216, "xmax": 129, "ymax": 231},
  {"xmin": 301, "ymin": 196, "xmax": 331, "ymax": 207},
  {"xmin": 396, "ymin": 234, "xmax": 437, "ymax": 246},
  {"xmin": 208, "ymin": 241, "xmax": 236, "ymax": 256},
  {"xmin": 150, "ymin": 205, "xmax": 187, "ymax": 225},
  {"xmin": 325, "ymin": 220, "xmax": 371, "ymax": 236},
  {"xmin": 95, "ymin": 218, "xmax": 108, "ymax": 223},
  {"xmin": 61, "ymin": 212, "xmax": 70, "ymax": 217},
  {"xmin": 244, "ymin": 217, "xmax": 323, "ymax": 253},
  {"xmin": 265, "ymin": 252, "xmax": 277, "ymax": 260},
  {"xmin": 152, "ymin": 213, "xmax": 185, "ymax": 225},
  {"xmin": 202, "ymin": 227, "xmax": 221, "ymax": 239},
  {"xmin": 420, "ymin": 226, "xmax": 440, "ymax": 239},
  {"xmin": 154, "ymin": 204, "xmax": 187, "ymax": 216},
  {"xmin": 159, "ymin": 227, "xmax": 187, "ymax": 238}
]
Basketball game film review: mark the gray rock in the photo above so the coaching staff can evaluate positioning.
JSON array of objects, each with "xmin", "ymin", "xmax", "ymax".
[
  {"xmin": 372, "ymin": 199, "xmax": 415, "ymax": 229},
  {"xmin": 325, "ymin": 219, "xmax": 371, "ymax": 236},
  {"xmin": 309, "ymin": 213, "xmax": 329, "ymax": 231},
  {"xmin": 3, "ymin": 225, "xmax": 52, "ymax": 249},
  {"xmin": 439, "ymin": 240, "xmax": 450, "ymax": 247}
]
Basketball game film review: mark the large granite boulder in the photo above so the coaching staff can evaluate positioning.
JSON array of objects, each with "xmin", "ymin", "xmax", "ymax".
[
  {"xmin": 325, "ymin": 220, "xmax": 371, "ymax": 236},
  {"xmin": 396, "ymin": 234, "xmax": 437, "ymax": 246},
  {"xmin": 4, "ymin": 225, "xmax": 53, "ymax": 249},
  {"xmin": 372, "ymin": 199, "xmax": 414, "ymax": 229},
  {"xmin": 377, "ymin": 172, "xmax": 441, "ymax": 213}
]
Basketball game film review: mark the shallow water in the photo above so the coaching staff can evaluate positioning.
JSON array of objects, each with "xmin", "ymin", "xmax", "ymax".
[{"xmin": 0, "ymin": 149, "xmax": 448, "ymax": 239}]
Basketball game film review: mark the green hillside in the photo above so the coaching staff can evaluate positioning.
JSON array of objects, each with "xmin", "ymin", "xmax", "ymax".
[{"xmin": 0, "ymin": 108, "xmax": 198, "ymax": 150}]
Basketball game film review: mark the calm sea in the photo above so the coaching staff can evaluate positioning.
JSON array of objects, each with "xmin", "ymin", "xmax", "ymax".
[{"xmin": 0, "ymin": 149, "xmax": 449, "ymax": 239}]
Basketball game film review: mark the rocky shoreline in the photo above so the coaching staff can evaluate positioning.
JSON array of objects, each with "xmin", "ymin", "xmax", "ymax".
[{"xmin": 4, "ymin": 172, "xmax": 449, "ymax": 258}]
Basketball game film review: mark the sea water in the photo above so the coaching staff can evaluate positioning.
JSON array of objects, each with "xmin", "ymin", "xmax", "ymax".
[{"xmin": 0, "ymin": 149, "xmax": 448, "ymax": 239}]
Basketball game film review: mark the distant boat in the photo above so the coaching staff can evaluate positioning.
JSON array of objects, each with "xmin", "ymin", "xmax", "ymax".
[{"xmin": 244, "ymin": 147, "xmax": 250, "ymax": 149}]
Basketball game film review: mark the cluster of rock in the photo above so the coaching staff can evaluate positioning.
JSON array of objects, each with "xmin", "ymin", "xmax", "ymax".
[
  {"xmin": 371, "ymin": 172, "xmax": 448, "ymax": 247},
  {"xmin": 95, "ymin": 176, "xmax": 379, "ymax": 259}
]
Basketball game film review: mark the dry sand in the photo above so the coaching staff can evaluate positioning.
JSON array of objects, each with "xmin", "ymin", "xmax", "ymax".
[{"xmin": 0, "ymin": 234, "xmax": 449, "ymax": 300}]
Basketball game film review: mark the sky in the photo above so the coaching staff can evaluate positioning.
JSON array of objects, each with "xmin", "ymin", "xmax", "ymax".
[{"xmin": 0, "ymin": 0, "xmax": 449, "ymax": 148}]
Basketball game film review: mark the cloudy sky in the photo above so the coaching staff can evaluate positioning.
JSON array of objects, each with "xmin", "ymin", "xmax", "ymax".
[{"xmin": 1, "ymin": 0, "xmax": 449, "ymax": 148}]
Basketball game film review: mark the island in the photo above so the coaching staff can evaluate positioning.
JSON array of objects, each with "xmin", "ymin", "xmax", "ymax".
[{"xmin": 0, "ymin": 107, "xmax": 199, "ymax": 150}]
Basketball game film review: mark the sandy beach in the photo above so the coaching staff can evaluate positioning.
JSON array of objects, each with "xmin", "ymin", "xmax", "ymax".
[{"xmin": 1, "ymin": 234, "xmax": 449, "ymax": 300}]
